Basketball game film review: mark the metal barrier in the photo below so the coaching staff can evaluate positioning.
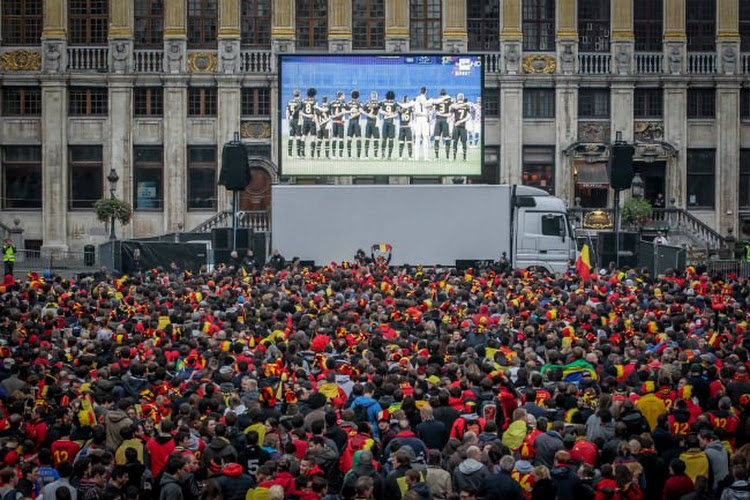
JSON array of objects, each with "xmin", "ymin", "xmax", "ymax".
[
  {"xmin": 706, "ymin": 260, "xmax": 750, "ymax": 279},
  {"xmin": 13, "ymin": 249, "xmax": 90, "ymax": 272}
]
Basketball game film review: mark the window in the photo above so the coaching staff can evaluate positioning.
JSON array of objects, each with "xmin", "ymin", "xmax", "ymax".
[
  {"xmin": 188, "ymin": 146, "xmax": 217, "ymax": 210},
  {"xmin": 241, "ymin": 88, "xmax": 271, "ymax": 116},
  {"xmin": 410, "ymin": 0, "xmax": 441, "ymax": 50},
  {"xmin": 296, "ymin": 0, "xmax": 327, "ymax": 49},
  {"xmin": 241, "ymin": 0, "xmax": 271, "ymax": 47},
  {"xmin": 2, "ymin": 0, "xmax": 42, "ymax": 46},
  {"xmin": 742, "ymin": 0, "xmax": 750, "ymax": 52},
  {"xmin": 483, "ymin": 88, "xmax": 499, "ymax": 118},
  {"xmin": 578, "ymin": 88, "xmax": 610, "ymax": 118},
  {"xmin": 468, "ymin": 0, "xmax": 500, "ymax": 51},
  {"xmin": 69, "ymin": 0, "xmax": 108, "ymax": 45},
  {"xmin": 188, "ymin": 87, "xmax": 217, "ymax": 117},
  {"xmin": 524, "ymin": 88, "xmax": 555, "ymax": 118},
  {"xmin": 687, "ymin": 88, "xmax": 715, "ymax": 119},
  {"xmin": 188, "ymin": 0, "xmax": 218, "ymax": 47},
  {"xmin": 742, "ymin": 89, "xmax": 750, "ymax": 120},
  {"xmin": 2, "ymin": 146, "xmax": 41, "ymax": 209},
  {"xmin": 634, "ymin": 88, "xmax": 663, "ymax": 119},
  {"xmin": 523, "ymin": 0, "xmax": 555, "ymax": 51},
  {"xmin": 742, "ymin": 150, "xmax": 750, "ymax": 207},
  {"xmin": 134, "ymin": 146, "xmax": 163, "ymax": 210},
  {"xmin": 687, "ymin": 149, "xmax": 715, "ymax": 208},
  {"xmin": 2, "ymin": 87, "xmax": 41, "ymax": 116},
  {"xmin": 135, "ymin": 0, "xmax": 163, "ymax": 47},
  {"xmin": 482, "ymin": 146, "xmax": 500, "ymax": 184},
  {"xmin": 542, "ymin": 214, "xmax": 566, "ymax": 237},
  {"xmin": 578, "ymin": 0, "xmax": 610, "ymax": 52},
  {"xmin": 69, "ymin": 146, "xmax": 103, "ymax": 209},
  {"xmin": 134, "ymin": 88, "xmax": 163, "ymax": 117},
  {"xmin": 686, "ymin": 0, "xmax": 716, "ymax": 51},
  {"xmin": 353, "ymin": 0, "xmax": 385, "ymax": 50},
  {"xmin": 523, "ymin": 146, "xmax": 555, "ymax": 194},
  {"xmin": 69, "ymin": 88, "xmax": 108, "ymax": 116},
  {"xmin": 634, "ymin": 0, "xmax": 662, "ymax": 52}
]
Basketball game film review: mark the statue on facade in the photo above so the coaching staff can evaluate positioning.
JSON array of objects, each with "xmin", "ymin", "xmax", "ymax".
[
  {"xmin": 723, "ymin": 46, "xmax": 737, "ymax": 75},
  {"xmin": 166, "ymin": 42, "xmax": 183, "ymax": 73},
  {"xmin": 112, "ymin": 41, "xmax": 129, "ymax": 73},
  {"xmin": 505, "ymin": 44, "xmax": 520, "ymax": 74},
  {"xmin": 668, "ymin": 46, "xmax": 682, "ymax": 75},
  {"xmin": 44, "ymin": 43, "xmax": 61, "ymax": 73},
  {"xmin": 616, "ymin": 45, "xmax": 630, "ymax": 75},
  {"xmin": 220, "ymin": 43, "xmax": 238, "ymax": 74},
  {"xmin": 561, "ymin": 45, "xmax": 575, "ymax": 73}
]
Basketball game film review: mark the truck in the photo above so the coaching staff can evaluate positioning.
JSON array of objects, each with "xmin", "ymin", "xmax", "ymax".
[{"xmin": 271, "ymin": 184, "xmax": 577, "ymax": 273}]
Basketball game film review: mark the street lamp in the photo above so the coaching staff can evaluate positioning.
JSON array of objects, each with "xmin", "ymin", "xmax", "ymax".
[
  {"xmin": 631, "ymin": 172, "xmax": 644, "ymax": 199},
  {"xmin": 107, "ymin": 168, "xmax": 120, "ymax": 240}
]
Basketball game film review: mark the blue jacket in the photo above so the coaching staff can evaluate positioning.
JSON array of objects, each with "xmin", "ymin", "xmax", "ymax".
[{"xmin": 350, "ymin": 396, "xmax": 382, "ymax": 436}]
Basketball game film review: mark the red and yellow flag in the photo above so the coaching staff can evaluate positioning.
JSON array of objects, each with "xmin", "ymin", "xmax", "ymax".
[{"xmin": 575, "ymin": 244, "xmax": 592, "ymax": 282}]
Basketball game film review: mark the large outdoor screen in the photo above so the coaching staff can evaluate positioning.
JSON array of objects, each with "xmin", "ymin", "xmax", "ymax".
[{"xmin": 279, "ymin": 55, "xmax": 483, "ymax": 177}]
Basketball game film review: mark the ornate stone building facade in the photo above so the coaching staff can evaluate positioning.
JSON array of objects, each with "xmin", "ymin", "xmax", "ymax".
[{"xmin": 0, "ymin": 0, "xmax": 749, "ymax": 251}]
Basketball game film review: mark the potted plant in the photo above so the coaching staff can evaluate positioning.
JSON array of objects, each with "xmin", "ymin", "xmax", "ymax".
[
  {"xmin": 621, "ymin": 198, "xmax": 652, "ymax": 229},
  {"xmin": 93, "ymin": 198, "xmax": 133, "ymax": 227}
]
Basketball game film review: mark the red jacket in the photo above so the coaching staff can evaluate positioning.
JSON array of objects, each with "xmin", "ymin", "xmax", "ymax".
[
  {"xmin": 146, "ymin": 435, "xmax": 176, "ymax": 477},
  {"xmin": 570, "ymin": 439, "xmax": 598, "ymax": 466},
  {"xmin": 662, "ymin": 474, "xmax": 694, "ymax": 500}
]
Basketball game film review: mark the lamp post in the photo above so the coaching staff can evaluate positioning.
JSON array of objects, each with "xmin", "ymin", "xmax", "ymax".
[
  {"xmin": 631, "ymin": 172, "xmax": 644, "ymax": 199},
  {"xmin": 107, "ymin": 168, "xmax": 120, "ymax": 240}
]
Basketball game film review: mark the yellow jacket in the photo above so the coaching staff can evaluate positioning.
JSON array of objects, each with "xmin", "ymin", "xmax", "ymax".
[
  {"xmin": 636, "ymin": 393, "xmax": 667, "ymax": 431},
  {"xmin": 680, "ymin": 448, "xmax": 710, "ymax": 483}
]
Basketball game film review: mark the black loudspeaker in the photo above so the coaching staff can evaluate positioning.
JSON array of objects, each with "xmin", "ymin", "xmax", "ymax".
[
  {"xmin": 610, "ymin": 143, "xmax": 635, "ymax": 190},
  {"xmin": 598, "ymin": 231, "xmax": 638, "ymax": 268},
  {"xmin": 213, "ymin": 228, "xmax": 231, "ymax": 249},
  {"xmin": 219, "ymin": 143, "xmax": 251, "ymax": 191}
]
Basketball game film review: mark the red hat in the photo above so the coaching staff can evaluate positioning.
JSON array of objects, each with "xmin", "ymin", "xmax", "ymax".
[{"xmin": 377, "ymin": 410, "xmax": 390, "ymax": 422}]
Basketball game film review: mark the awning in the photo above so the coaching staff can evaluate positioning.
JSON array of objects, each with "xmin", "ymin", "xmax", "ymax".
[{"xmin": 576, "ymin": 163, "xmax": 609, "ymax": 188}]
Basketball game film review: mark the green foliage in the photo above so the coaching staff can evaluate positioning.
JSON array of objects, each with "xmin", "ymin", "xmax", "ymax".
[
  {"xmin": 93, "ymin": 198, "xmax": 133, "ymax": 226},
  {"xmin": 621, "ymin": 197, "xmax": 653, "ymax": 225}
]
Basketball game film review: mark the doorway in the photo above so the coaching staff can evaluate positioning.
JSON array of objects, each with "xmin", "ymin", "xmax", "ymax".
[
  {"xmin": 239, "ymin": 167, "xmax": 272, "ymax": 211},
  {"xmin": 634, "ymin": 161, "xmax": 666, "ymax": 204}
]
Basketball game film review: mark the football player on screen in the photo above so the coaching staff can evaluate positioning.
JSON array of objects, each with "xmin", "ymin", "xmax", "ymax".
[
  {"xmin": 330, "ymin": 91, "xmax": 347, "ymax": 158},
  {"xmin": 469, "ymin": 97, "xmax": 482, "ymax": 148},
  {"xmin": 432, "ymin": 89, "xmax": 452, "ymax": 160},
  {"xmin": 451, "ymin": 93, "xmax": 471, "ymax": 161},
  {"xmin": 380, "ymin": 91, "xmax": 398, "ymax": 160},
  {"xmin": 362, "ymin": 91, "xmax": 381, "ymax": 159},
  {"xmin": 397, "ymin": 95, "xmax": 414, "ymax": 160},
  {"xmin": 300, "ymin": 88, "xmax": 318, "ymax": 158},
  {"xmin": 286, "ymin": 89, "xmax": 302, "ymax": 158},
  {"xmin": 413, "ymin": 87, "xmax": 431, "ymax": 161},
  {"xmin": 315, "ymin": 97, "xmax": 332, "ymax": 159},
  {"xmin": 346, "ymin": 90, "xmax": 363, "ymax": 159}
]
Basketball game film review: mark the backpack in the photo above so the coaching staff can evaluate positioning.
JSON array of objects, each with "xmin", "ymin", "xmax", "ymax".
[
  {"xmin": 339, "ymin": 433, "xmax": 372, "ymax": 473},
  {"xmin": 3, "ymin": 489, "xmax": 20, "ymax": 500}
]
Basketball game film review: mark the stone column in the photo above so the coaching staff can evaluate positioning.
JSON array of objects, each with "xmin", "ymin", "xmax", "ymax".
[
  {"xmin": 109, "ymin": 0, "xmax": 134, "ymax": 74},
  {"xmin": 164, "ymin": 0, "xmax": 187, "ymax": 74},
  {"xmin": 42, "ymin": 0, "xmax": 67, "ymax": 73},
  {"xmin": 664, "ymin": 0, "xmax": 686, "ymax": 74},
  {"xmin": 611, "ymin": 83, "xmax": 635, "ymax": 142},
  {"xmin": 556, "ymin": 0, "xmax": 578, "ymax": 74},
  {"xmin": 555, "ymin": 80, "xmax": 578, "ymax": 204},
  {"xmin": 718, "ymin": 0, "xmax": 740, "ymax": 75},
  {"xmin": 443, "ymin": 0, "xmax": 467, "ymax": 52},
  {"xmin": 329, "ymin": 0, "xmax": 352, "ymax": 52},
  {"xmin": 217, "ymin": 81, "xmax": 242, "ymax": 211},
  {"xmin": 663, "ymin": 82, "xmax": 687, "ymax": 207},
  {"xmin": 163, "ymin": 78, "xmax": 189, "ymax": 233},
  {"xmin": 109, "ymin": 79, "xmax": 134, "ymax": 239},
  {"xmin": 499, "ymin": 78, "xmax": 523, "ymax": 185},
  {"xmin": 500, "ymin": 0, "xmax": 522, "ymax": 74},
  {"xmin": 717, "ymin": 82, "xmax": 741, "ymax": 235},
  {"xmin": 41, "ymin": 79, "xmax": 68, "ymax": 252},
  {"xmin": 611, "ymin": 0, "xmax": 634, "ymax": 75},
  {"xmin": 385, "ymin": 0, "xmax": 409, "ymax": 52},
  {"xmin": 218, "ymin": 0, "xmax": 241, "ymax": 73},
  {"xmin": 272, "ymin": 0, "xmax": 295, "ymax": 53}
]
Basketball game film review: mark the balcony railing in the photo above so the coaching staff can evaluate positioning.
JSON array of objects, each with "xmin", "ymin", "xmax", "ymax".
[
  {"xmin": 578, "ymin": 53, "xmax": 611, "ymax": 74},
  {"xmin": 482, "ymin": 53, "xmax": 502, "ymax": 74},
  {"xmin": 687, "ymin": 52, "xmax": 717, "ymax": 74},
  {"xmin": 240, "ymin": 50, "xmax": 273, "ymax": 73},
  {"xmin": 134, "ymin": 49, "xmax": 163, "ymax": 73},
  {"xmin": 742, "ymin": 53, "xmax": 750, "ymax": 74},
  {"xmin": 634, "ymin": 52, "xmax": 663, "ymax": 74},
  {"xmin": 67, "ymin": 46, "xmax": 108, "ymax": 71}
]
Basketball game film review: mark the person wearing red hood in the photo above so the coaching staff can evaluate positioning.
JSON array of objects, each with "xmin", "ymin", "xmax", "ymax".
[{"xmin": 214, "ymin": 463, "xmax": 253, "ymax": 500}]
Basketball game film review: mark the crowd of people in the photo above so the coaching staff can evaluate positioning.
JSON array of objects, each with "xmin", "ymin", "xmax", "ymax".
[{"xmin": 0, "ymin": 254, "xmax": 749, "ymax": 500}]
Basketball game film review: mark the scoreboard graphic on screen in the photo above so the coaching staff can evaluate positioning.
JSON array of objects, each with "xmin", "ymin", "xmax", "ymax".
[{"xmin": 278, "ymin": 55, "xmax": 483, "ymax": 177}]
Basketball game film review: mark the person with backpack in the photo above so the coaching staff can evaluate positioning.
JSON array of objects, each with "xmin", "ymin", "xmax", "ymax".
[
  {"xmin": 340, "ymin": 423, "xmax": 376, "ymax": 474},
  {"xmin": 340, "ymin": 450, "xmax": 383, "ymax": 500},
  {"xmin": 450, "ymin": 403, "xmax": 486, "ymax": 441},
  {"xmin": 0, "ymin": 468, "xmax": 22, "ymax": 500},
  {"xmin": 349, "ymin": 385, "xmax": 383, "ymax": 439}
]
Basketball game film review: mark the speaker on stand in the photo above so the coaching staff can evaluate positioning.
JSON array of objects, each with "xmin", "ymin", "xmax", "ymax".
[
  {"xmin": 609, "ymin": 132, "xmax": 635, "ymax": 268},
  {"xmin": 218, "ymin": 135, "xmax": 252, "ymax": 252}
]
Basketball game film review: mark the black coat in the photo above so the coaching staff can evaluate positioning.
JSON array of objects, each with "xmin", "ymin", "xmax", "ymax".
[
  {"xmin": 478, "ymin": 471, "xmax": 525, "ymax": 500},
  {"xmin": 341, "ymin": 463, "xmax": 384, "ymax": 500},
  {"xmin": 416, "ymin": 419, "xmax": 447, "ymax": 451}
]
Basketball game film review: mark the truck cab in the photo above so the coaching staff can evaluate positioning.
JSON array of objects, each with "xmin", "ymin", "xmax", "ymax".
[{"xmin": 512, "ymin": 186, "xmax": 577, "ymax": 274}]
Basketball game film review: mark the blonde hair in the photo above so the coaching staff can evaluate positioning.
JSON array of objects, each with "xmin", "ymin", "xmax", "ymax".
[
  {"xmin": 267, "ymin": 485, "xmax": 284, "ymax": 500},
  {"xmin": 533, "ymin": 465, "xmax": 550, "ymax": 480}
]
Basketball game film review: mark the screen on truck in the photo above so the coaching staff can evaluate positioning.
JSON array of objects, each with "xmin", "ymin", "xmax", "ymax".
[{"xmin": 278, "ymin": 55, "xmax": 483, "ymax": 177}]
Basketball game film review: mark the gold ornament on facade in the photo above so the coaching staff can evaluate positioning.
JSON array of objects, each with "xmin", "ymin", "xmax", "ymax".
[
  {"xmin": 582, "ymin": 210, "xmax": 614, "ymax": 230},
  {"xmin": 522, "ymin": 55, "xmax": 556, "ymax": 74},
  {"xmin": 1, "ymin": 50, "xmax": 42, "ymax": 71},
  {"xmin": 187, "ymin": 53, "xmax": 218, "ymax": 73},
  {"xmin": 241, "ymin": 121, "xmax": 272, "ymax": 139}
]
